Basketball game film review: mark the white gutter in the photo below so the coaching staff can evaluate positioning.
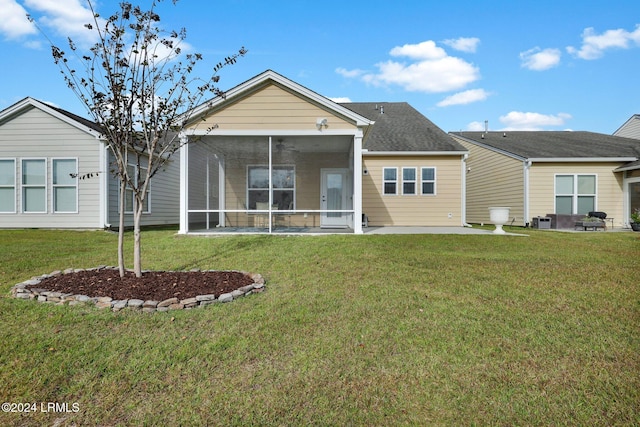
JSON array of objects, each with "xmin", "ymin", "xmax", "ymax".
[
  {"xmin": 527, "ymin": 157, "xmax": 636, "ymax": 163},
  {"xmin": 462, "ymin": 153, "xmax": 472, "ymax": 227},
  {"xmin": 363, "ymin": 151, "xmax": 468, "ymax": 156}
]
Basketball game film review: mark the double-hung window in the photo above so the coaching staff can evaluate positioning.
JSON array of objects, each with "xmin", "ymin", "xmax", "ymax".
[
  {"xmin": 22, "ymin": 159, "xmax": 46, "ymax": 213},
  {"xmin": 248, "ymin": 165, "xmax": 295, "ymax": 210},
  {"xmin": 402, "ymin": 168, "xmax": 417, "ymax": 195},
  {"xmin": 555, "ymin": 174, "xmax": 596, "ymax": 215},
  {"xmin": 52, "ymin": 159, "xmax": 78, "ymax": 213},
  {"xmin": 0, "ymin": 159, "xmax": 16, "ymax": 213},
  {"xmin": 383, "ymin": 167, "xmax": 397, "ymax": 195},
  {"xmin": 421, "ymin": 167, "xmax": 436, "ymax": 195},
  {"xmin": 124, "ymin": 164, "xmax": 150, "ymax": 214}
]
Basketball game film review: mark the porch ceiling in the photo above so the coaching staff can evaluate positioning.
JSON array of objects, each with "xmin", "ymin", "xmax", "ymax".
[{"xmin": 198, "ymin": 135, "xmax": 353, "ymax": 154}]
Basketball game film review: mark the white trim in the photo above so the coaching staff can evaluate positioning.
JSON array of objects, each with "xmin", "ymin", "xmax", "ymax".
[
  {"xmin": 402, "ymin": 167, "xmax": 417, "ymax": 196},
  {"xmin": 529, "ymin": 157, "xmax": 636, "ymax": 163},
  {"xmin": 21, "ymin": 158, "xmax": 47, "ymax": 213},
  {"xmin": 0, "ymin": 158, "xmax": 17, "ymax": 214},
  {"xmin": 185, "ymin": 70, "xmax": 374, "ymax": 127},
  {"xmin": 0, "ymin": 97, "xmax": 102, "ymax": 138},
  {"xmin": 523, "ymin": 160, "xmax": 532, "ymax": 227},
  {"xmin": 554, "ymin": 173, "xmax": 598, "ymax": 215},
  {"xmin": 183, "ymin": 128, "xmax": 362, "ymax": 137},
  {"xmin": 363, "ymin": 151, "xmax": 467, "ymax": 157},
  {"xmin": 99, "ymin": 145, "xmax": 108, "ymax": 227},
  {"xmin": 623, "ymin": 175, "xmax": 640, "ymax": 226},
  {"xmin": 353, "ymin": 130, "xmax": 363, "ymax": 234},
  {"xmin": 51, "ymin": 157, "xmax": 79, "ymax": 214},
  {"xmin": 179, "ymin": 134, "xmax": 188, "ymax": 234},
  {"xmin": 382, "ymin": 167, "xmax": 398, "ymax": 196},
  {"xmin": 420, "ymin": 166, "xmax": 437, "ymax": 196}
]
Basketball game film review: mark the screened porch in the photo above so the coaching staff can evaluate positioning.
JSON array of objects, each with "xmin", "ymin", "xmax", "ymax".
[{"xmin": 183, "ymin": 135, "xmax": 358, "ymax": 233}]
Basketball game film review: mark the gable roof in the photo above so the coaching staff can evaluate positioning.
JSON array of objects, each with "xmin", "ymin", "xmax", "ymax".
[
  {"xmin": 0, "ymin": 97, "xmax": 103, "ymax": 137},
  {"xmin": 613, "ymin": 114, "xmax": 640, "ymax": 139},
  {"xmin": 451, "ymin": 131, "xmax": 640, "ymax": 162},
  {"xmin": 342, "ymin": 102, "xmax": 467, "ymax": 153},
  {"xmin": 186, "ymin": 69, "xmax": 374, "ymax": 128}
]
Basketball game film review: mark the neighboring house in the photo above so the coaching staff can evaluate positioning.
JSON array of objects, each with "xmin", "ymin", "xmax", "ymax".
[
  {"xmin": 613, "ymin": 114, "xmax": 640, "ymax": 221},
  {"xmin": 0, "ymin": 97, "xmax": 180, "ymax": 229},
  {"xmin": 179, "ymin": 70, "xmax": 468, "ymax": 234},
  {"xmin": 449, "ymin": 131, "xmax": 640, "ymax": 228}
]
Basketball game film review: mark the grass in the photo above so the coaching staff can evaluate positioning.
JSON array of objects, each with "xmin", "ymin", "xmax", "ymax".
[{"xmin": 0, "ymin": 228, "xmax": 638, "ymax": 426}]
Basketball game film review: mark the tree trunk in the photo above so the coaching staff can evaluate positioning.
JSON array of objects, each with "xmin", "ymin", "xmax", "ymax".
[
  {"xmin": 118, "ymin": 177, "xmax": 126, "ymax": 278},
  {"xmin": 133, "ymin": 198, "xmax": 144, "ymax": 278}
]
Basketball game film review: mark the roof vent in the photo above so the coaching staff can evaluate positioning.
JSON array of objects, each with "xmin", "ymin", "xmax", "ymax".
[
  {"xmin": 380, "ymin": 105, "xmax": 384, "ymax": 114},
  {"xmin": 503, "ymin": 132, "xmax": 507, "ymax": 137}
]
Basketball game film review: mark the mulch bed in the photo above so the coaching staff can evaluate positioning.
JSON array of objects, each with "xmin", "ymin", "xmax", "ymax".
[{"xmin": 27, "ymin": 269, "xmax": 256, "ymax": 302}]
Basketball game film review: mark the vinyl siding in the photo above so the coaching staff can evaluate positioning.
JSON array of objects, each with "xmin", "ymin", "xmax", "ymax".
[
  {"xmin": 529, "ymin": 162, "xmax": 625, "ymax": 227},
  {"xmin": 195, "ymin": 83, "xmax": 357, "ymax": 131},
  {"xmin": 0, "ymin": 107, "xmax": 103, "ymax": 228},
  {"xmin": 614, "ymin": 116, "xmax": 640, "ymax": 139},
  {"xmin": 107, "ymin": 151, "xmax": 180, "ymax": 228},
  {"xmin": 454, "ymin": 137, "xmax": 525, "ymax": 225},
  {"xmin": 362, "ymin": 156, "xmax": 463, "ymax": 226}
]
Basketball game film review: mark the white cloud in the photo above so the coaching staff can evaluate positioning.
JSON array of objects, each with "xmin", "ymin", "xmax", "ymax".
[
  {"xmin": 437, "ymin": 89, "xmax": 489, "ymax": 107},
  {"xmin": 0, "ymin": 0, "xmax": 37, "ymax": 38},
  {"xmin": 442, "ymin": 37, "xmax": 480, "ymax": 53},
  {"xmin": 24, "ymin": 0, "xmax": 99, "ymax": 46},
  {"xmin": 520, "ymin": 47, "xmax": 561, "ymax": 71},
  {"xmin": 466, "ymin": 121, "xmax": 486, "ymax": 131},
  {"xmin": 339, "ymin": 40, "xmax": 480, "ymax": 94},
  {"xmin": 335, "ymin": 67, "xmax": 366, "ymax": 78},
  {"xmin": 499, "ymin": 111, "xmax": 572, "ymax": 130},
  {"xmin": 329, "ymin": 97, "xmax": 352, "ymax": 103},
  {"xmin": 567, "ymin": 24, "xmax": 640, "ymax": 60}
]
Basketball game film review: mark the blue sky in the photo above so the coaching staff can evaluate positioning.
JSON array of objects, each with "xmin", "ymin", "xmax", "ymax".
[{"xmin": 1, "ymin": 0, "xmax": 639, "ymax": 133}]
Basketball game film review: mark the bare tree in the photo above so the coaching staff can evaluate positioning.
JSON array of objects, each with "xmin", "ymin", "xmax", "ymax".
[{"xmin": 30, "ymin": 0, "xmax": 245, "ymax": 277}]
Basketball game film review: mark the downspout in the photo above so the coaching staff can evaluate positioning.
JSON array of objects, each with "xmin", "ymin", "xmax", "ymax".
[
  {"xmin": 462, "ymin": 153, "xmax": 472, "ymax": 227},
  {"xmin": 523, "ymin": 160, "xmax": 532, "ymax": 227}
]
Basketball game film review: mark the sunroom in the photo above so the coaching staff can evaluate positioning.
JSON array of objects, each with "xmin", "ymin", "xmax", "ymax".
[{"xmin": 177, "ymin": 70, "xmax": 373, "ymax": 234}]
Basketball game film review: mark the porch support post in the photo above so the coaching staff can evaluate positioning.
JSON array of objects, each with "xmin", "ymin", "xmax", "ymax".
[
  {"xmin": 354, "ymin": 129, "xmax": 364, "ymax": 234},
  {"xmin": 178, "ymin": 132, "xmax": 188, "ymax": 234}
]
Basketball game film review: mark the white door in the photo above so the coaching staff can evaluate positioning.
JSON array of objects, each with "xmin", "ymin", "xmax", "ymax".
[{"xmin": 321, "ymin": 169, "xmax": 349, "ymax": 228}]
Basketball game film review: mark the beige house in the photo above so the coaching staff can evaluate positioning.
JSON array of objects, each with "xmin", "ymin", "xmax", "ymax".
[
  {"xmin": 179, "ymin": 70, "xmax": 468, "ymax": 234},
  {"xmin": 450, "ymin": 131, "xmax": 640, "ymax": 228},
  {"xmin": 0, "ymin": 97, "xmax": 180, "ymax": 229}
]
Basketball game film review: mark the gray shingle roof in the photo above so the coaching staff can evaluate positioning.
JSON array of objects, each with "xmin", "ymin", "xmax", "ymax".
[
  {"xmin": 451, "ymin": 131, "xmax": 640, "ymax": 159},
  {"xmin": 341, "ymin": 102, "xmax": 467, "ymax": 152}
]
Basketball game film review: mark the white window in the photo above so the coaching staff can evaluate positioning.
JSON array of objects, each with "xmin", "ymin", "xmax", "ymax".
[
  {"xmin": 402, "ymin": 167, "xmax": 417, "ymax": 195},
  {"xmin": 124, "ymin": 164, "xmax": 150, "ymax": 214},
  {"xmin": 52, "ymin": 159, "xmax": 78, "ymax": 213},
  {"xmin": 555, "ymin": 174, "xmax": 596, "ymax": 215},
  {"xmin": 22, "ymin": 159, "xmax": 46, "ymax": 213},
  {"xmin": 247, "ymin": 165, "xmax": 295, "ymax": 210},
  {"xmin": 0, "ymin": 159, "xmax": 16, "ymax": 213},
  {"xmin": 383, "ymin": 167, "xmax": 397, "ymax": 195},
  {"xmin": 421, "ymin": 167, "xmax": 436, "ymax": 195}
]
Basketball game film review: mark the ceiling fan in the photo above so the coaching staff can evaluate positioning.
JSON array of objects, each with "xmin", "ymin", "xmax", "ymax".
[{"xmin": 275, "ymin": 138, "xmax": 299, "ymax": 153}]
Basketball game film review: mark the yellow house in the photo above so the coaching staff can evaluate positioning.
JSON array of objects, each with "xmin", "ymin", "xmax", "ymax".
[
  {"xmin": 450, "ymin": 131, "xmax": 640, "ymax": 229},
  {"xmin": 179, "ymin": 70, "xmax": 469, "ymax": 234}
]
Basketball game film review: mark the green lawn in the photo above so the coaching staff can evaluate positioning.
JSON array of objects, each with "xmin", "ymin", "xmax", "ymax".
[{"xmin": 0, "ymin": 228, "xmax": 638, "ymax": 426}]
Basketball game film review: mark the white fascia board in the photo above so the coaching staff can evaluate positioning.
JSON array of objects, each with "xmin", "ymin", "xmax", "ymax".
[
  {"xmin": 528, "ymin": 157, "xmax": 637, "ymax": 163},
  {"xmin": 183, "ymin": 128, "xmax": 362, "ymax": 137},
  {"xmin": 185, "ymin": 70, "xmax": 374, "ymax": 127},
  {"xmin": 362, "ymin": 151, "xmax": 468, "ymax": 156},
  {"xmin": 0, "ymin": 97, "xmax": 103, "ymax": 138}
]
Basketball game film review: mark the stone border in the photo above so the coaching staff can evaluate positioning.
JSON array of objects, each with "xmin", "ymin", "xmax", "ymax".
[{"xmin": 10, "ymin": 267, "xmax": 265, "ymax": 313}]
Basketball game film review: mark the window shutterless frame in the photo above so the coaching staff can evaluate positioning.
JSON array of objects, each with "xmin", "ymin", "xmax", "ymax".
[
  {"xmin": 383, "ymin": 167, "xmax": 398, "ymax": 195},
  {"xmin": 421, "ymin": 167, "xmax": 436, "ymax": 195},
  {"xmin": 0, "ymin": 158, "xmax": 16, "ymax": 213},
  {"xmin": 21, "ymin": 158, "xmax": 47, "ymax": 213},
  {"xmin": 52, "ymin": 158, "xmax": 78, "ymax": 213},
  {"xmin": 402, "ymin": 167, "xmax": 417, "ymax": 195}
]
